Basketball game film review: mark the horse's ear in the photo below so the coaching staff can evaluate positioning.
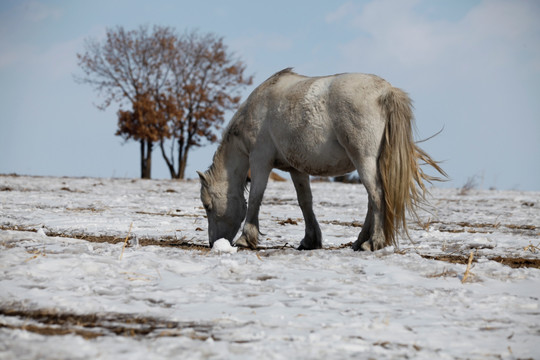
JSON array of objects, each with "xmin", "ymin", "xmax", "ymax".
[{"xmin": 197, "ymin": 171, "xmax": 208, "ymax": 185}]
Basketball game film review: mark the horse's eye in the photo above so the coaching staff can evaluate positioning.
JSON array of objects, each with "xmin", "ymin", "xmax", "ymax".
[{"xmin": 204, "ymin": 203, "xmax": 212, "ymax": 212}]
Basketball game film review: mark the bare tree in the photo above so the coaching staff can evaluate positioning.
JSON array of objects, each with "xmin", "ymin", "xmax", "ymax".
[
  {"xmin": 76, "ymin": 25, "xmax": 176, "ymax": 178},
  {"xmin": 160, "ymin": 31, "xmax": 253, "ymax": 179},
  {"xmin": 76, "ymin": 26, "xmax": 252, "ymax": 180}
]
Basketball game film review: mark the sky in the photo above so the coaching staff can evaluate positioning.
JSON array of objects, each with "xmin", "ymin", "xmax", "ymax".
[{"xmin": 0, "ymin": 0, "xmax": 539, "ymax": 191}]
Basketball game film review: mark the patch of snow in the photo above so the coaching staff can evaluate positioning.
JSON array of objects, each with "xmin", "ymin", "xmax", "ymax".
[
  {"xmin": 211, "ymin": 238, "xmax": 238, "ymax": 254},
  {"xmin": 0, "ymin": 175, "xmax": 539, "ymax": 359}
]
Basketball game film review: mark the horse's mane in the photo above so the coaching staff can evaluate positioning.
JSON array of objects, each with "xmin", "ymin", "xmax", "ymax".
[
  {"xmin": 205, "ymin": 67, "xmax": 296, "ymax": 184},
  {"xmin": 260, "ymin": 67, "xmax": 296, "ymax": 88},
  {"xmin": 267, "ymin": 67, "xmax": 295, "ymax": 81},
  {"xmin": 205, "ymin": 115, "xmax": 244, "ymax": 184},
  {"xmin": 205, "ymin": 132, "xmax": 249, "ymax": 194},
  {"xmin": 206, "ymin": 146, "xmax": 224, "ymax": 183}
]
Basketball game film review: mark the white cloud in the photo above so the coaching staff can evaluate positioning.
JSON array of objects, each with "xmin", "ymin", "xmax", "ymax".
[
  {"xmin": 0, "ymin": 1, "xmax": 64, "ymax": 70},
  {"xmin": 229, "ymin": 33, "xmax": 295, "ymax": 74},
  {"xmin": 36, "ymin": 26, "xmax": 106, "ymax": 80},
  {"xmin": 460, "ymin": 0, "xmax": 540, "ymax": 71},
  {"xmin": 334, "ymin": 0, "xmax": 540, "ymax": 75},
  {"xmin": 325, "ymin": 1, "xmax": 359, "ymax": 24},
  {"xmin": 22, "ymin": 1, "xmax": 62, "ymax": 22},
  {"xmin": 0, "ymin": 44, "xmax": 33, "ymax": 69},
  {"xmin": 36, "ymin": 38, "xmax": 85, "ymax": 78},
  {"xmin": 232, "ymin": 33, "xmax": 294, "ymax": 54},
  {"xmin": 1, "ymin": 21, "xmax": 106, "ymax": 81}
]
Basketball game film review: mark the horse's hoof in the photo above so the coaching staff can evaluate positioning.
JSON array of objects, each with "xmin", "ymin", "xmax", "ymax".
[
  {"xmin": 352, "ymin": 240, "xmax": 372, "ymax": 251},
  {"xmin": 235, "ymin": 236, "xmax": 258, "ymax": 249},
  {"xmin": 234, "ymin": 237, "xmax": 249, "ymax": 248},
  {"xmin": 297, "ymin": 242, "xmax": 322, "ymax": 251}
]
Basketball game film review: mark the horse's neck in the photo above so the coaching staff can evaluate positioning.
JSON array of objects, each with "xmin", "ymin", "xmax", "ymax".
[{"xmin": 211, "ymin": 138, "xmax": 249, "ymax": 191}]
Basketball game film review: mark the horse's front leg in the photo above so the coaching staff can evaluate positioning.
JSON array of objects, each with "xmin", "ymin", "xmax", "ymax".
[
  {"xmin": 291, "ymin": 171, "xmax": 322, "ymax": 250},
  {"xmin": 235, "ymin": 162, "xmax": 272, "ymax": 249}
]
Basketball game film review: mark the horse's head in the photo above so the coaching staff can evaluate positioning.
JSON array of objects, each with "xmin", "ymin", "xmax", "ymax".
[{"xmin": 197, "ymin": 171, "xmax": 247, "ymax": 247}]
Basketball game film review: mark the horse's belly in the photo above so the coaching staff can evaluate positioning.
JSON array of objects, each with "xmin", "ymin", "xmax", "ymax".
[{"xmin": 275, "ymin": 138, "xmax": 356, "ymax": 176}]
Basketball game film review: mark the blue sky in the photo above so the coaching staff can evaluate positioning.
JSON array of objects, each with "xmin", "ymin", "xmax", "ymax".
[{"xmin": 1, "ymin": 0, "xmax": 539, "ymax": 190}]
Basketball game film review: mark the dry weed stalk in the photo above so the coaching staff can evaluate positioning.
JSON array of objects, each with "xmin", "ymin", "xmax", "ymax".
[
  {"xmin": 119, "ymin": 222, "xmax": 133, "ymax": 260},
  {"xmin": 417, "ymin": 217, "xmax": 433, "ymax": 231},
  {"xmin": 523, "ymin": 242, "xmax": 540, "ymax": 253},
  {"xmin": 459, "ymin": 175, "xmax": 480, "ymax": 195},
  {"xmin": 25, "ymin": 249, "xmax": 46, "ymax": 262},
  {"xmin": 427, "ymin": 269, "xmax": 458, "ymax": 278},
  {"xmin": 461, "ymin": 251, "xmax": 475, "ymax": 283}
]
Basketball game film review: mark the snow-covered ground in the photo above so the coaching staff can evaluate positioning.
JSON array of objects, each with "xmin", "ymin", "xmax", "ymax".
[{"xmin": 0, "ymin": 174, "xmax": 539, "ymax": 359}]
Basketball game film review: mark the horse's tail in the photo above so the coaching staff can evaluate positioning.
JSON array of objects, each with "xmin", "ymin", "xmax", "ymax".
[{"xmin": 378, "ymin": 87, "xmax": 447, "ymax": 246}]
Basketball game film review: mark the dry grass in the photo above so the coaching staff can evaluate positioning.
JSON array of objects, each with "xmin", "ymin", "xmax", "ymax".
[
  {"xmin": 67, "ymin": 207, "xmax": 105, "ymax": 213},
  {"xmin": 135, "ymin": 211, "xmax": 201, "ymax": 218},
  {"xmin": 523, "ymin": 242, "xmax": 540, "ymax": 253},
  {"xmin": 415, "ymin": 220, "xmax": 537, "ymax": 235},
  {"xmin": 426, "ymin": 269, "xmax": 458, "ymax": 278},
  {"xmin": 0, "ymin": 307, "xmax": 215, "ymax": 340},
  {"xmin": 278, "ymin": 218, "xmax": 300, "ymax": 225},
  {"xmin": 320, "ymin": 220, "xmax": 363, "ymax": 227},
  {"xmin": 119, "ymin": 222, "xmax": 133, "ymax": 260},
  {"xmin": 458, "ymin": 176, "xmax": 479, "ymax": 195},
  {"xmin": 461, "ymin": 251, "xmax": 475, "ymax": 283},
  {"xmin": 25, "ymin": 249, "xmax": 46, "ymax": 262}
]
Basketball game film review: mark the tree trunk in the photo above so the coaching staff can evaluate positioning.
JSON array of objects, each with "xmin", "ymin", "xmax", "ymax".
[
  {"xmin": 159, "ymin": 140, "xmax": 178, "ymax": 179},
  {"xmin": 178, "ymin": 145, "xmax": 189, "ymax": 180},
  {"xmin": 140, "ymin": 140, "xmax": 145, "ymax": 178},
  {"xmin": 140, "ymin": 140, "xmax": 153, "ymax": 179},
  {"xmin": 176, "ymin": 135, "xmax": 185, "ymax": 179},
  {"xmin": 145, "ymin": 140, "xmax": 153, "ymax": 179}
]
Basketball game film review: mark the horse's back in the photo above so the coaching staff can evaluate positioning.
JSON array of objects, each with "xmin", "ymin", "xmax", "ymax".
[
  {"xmin": 264, "ymin": 71, "xmax": 390, "ymax": 134},
  {"xmin": 266, "ymin": 70, "xmax": 390, "ymax": 105}
]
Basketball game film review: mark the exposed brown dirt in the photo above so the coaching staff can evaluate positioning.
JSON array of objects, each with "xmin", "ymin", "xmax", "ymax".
[
  {"xmin": 488, "ymin": 256, "xmax": 540, "ymax": 268},
  {"xmin": 0, "ymin": 307, "xmax": 215, "ymax": 340},
  {"xmin": 1, "ymin": 225, "xmax": 538, "ymax": 268},
  {"xmin": 278, "ymin": 218, "xmax": 300, "ymax": 225},
  {"xmin": 320, "ymin": 220, "xmax": 363, "ymax": 227},
  {"xmin": 419, "ymin": 254, "xmax": 540, "ymax": 269},
  {"xmin": 419, "ymin": 221, "xmax": 537, "ymax": 235}
]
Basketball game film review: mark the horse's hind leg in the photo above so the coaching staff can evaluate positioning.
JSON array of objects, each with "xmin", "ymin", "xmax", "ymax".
[
  {"xmin": 351, "ymin": 157, "xmax": 387, "ymax": 251},
  {"xmin": 291, "ymin": 170, "xmax": 322, "ymax": 250},
  {"xmin": 355, "ymin": 198, "xmax": 373, "ymax": 247}
]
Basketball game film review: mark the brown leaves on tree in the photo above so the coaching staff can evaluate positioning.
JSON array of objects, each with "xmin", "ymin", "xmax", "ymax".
[
  {"xmin": 116, "ymin": 93, "xmax": 170, "ymax": 143},
  {"xmin": 76, "ymin": 26, "xmax": 252, "ymax": 179}
]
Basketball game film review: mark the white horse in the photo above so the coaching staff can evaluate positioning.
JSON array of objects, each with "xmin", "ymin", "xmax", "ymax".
[{"xmin": 198, "ymin": 68, "xmax": 445, "ymax": 251}]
